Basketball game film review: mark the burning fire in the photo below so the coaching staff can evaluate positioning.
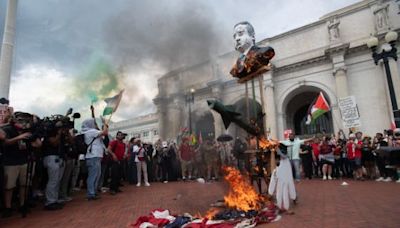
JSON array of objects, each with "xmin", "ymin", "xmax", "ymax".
[
  {"xmin": 222, "ymin": 166, "xmax": 262, "ymax": 212},
  {"xmin": 258, "ymin": 137, "xmax": 278, "ymax": 150}
]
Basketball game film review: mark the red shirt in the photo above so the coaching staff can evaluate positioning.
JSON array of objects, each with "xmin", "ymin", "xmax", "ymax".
[
  {"xmin": 355, "ymin": 140, "xmax": 362, "ymax": 159},
  {"xmin": 311, "ymin": 143, "xmax": 320, "ymax": 157},
  {"xmin": 109, "ymin": 140, "xmax": 126, "ymax": 161},
  {"xmin": 346, "ymin": 141, "xmax": 362, "ymax": 160},
  {"xmin": 179, "ymin": 143, "xmax": 194, "ymax": 161}
]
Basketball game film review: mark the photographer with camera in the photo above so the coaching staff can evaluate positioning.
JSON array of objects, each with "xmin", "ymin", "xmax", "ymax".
[
  {"xmin": 1, "ymin": 112, "xmax": 41, "ymax": 218},
  {"xmin": 81, "ymin": 118, "xmax": 108, "ymax": 200},
  {"xmin": 42, "ymin": 119, "xmax": 70, "ymax": 210},
  {"xmin": 58, "ymin": 128, "xmax": 78, "ymax": 203}
]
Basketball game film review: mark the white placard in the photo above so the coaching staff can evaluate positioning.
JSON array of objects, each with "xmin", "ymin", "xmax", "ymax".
[{"xmin": 338, "ymin": 96, "xmax": 361, "ymax": 128}]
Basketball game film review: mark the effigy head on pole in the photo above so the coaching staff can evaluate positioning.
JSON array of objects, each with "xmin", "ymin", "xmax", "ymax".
[
  {"xmin": 233, "ymin": 21, "xmax": 255, "ymax": 53},
  {"xmin": 230, "ymin": 21, "xmax": 275, "ymax": 83}
]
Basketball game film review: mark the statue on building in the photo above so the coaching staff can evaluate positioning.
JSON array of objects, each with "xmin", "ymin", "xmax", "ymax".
[
  {"xmin": 230, "ymin": 21, "xmax": 275, "ymax": 83},
  {"xmin": 374, "ymin": 0, "xmax": 390, "ymax": 32},
  {"xmin": 327, "ymin": 17, "xmax": 340, "ymax": 42}
]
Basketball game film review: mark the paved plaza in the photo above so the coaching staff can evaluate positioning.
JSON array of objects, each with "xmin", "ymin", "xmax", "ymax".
[{"xmin": 0, "ymin": 179, "xmax": 399, "ymax": 228}]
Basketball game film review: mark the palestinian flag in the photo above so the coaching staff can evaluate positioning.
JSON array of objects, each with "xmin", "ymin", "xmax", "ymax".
[
  {"xmin": 103, "ymin": 90, "xmax": 124, "ymax": 116},
  {"xmin": 306, "ymin": 92, "xmax": 330, "ymax": 125}
]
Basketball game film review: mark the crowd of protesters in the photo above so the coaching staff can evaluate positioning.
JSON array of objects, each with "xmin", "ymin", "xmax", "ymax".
[
  {"xmin": 280, "ymin": 129, "xmax": 400, "ymax": 182},
  {"xmin": 1, "ymin": 100, "xmax": 400, "ymax": 219},
  {"xmin": 0, "ymin": 103, "xmax": 235, "ymax": 219}
]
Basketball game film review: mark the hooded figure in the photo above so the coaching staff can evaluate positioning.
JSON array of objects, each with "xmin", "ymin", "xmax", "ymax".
[
  {"xmin": 81, "ymin": 119, "xmax": 97, "ymax": 132},
  {"xmin": 80, "ymin": 118, "xmax": 108, "ymax": 200}
]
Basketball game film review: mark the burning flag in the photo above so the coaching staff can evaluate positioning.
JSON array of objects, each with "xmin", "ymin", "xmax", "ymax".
[
  {"xmin": 306, "ymin": 92, "xmax": 330, "ymax": 125},
  {"xmin": 223, "ymin": 166, "xmax": 262, "ymax": 212},
  {"xmin": 103, "ymin": 90, "xmax": 124, "ymax": 116}
]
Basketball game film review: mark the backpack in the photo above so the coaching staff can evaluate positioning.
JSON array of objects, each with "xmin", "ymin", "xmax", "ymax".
[{"xmin": 75, "ymin": 133, "xmax": 96, "ymax": 154}]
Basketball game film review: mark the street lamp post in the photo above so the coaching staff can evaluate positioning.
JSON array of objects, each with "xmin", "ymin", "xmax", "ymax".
[
  {"xmin": 187, "ymin": 88, "xmax": 195, "ymax": 134},
  {"xmin": 367, "ymin": 31, "xmax": 399, "ymax": 128}
]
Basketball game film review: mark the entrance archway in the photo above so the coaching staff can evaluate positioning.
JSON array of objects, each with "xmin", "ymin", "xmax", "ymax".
[
  {"xmin": 193, "ymin": 111, "xmax": 215, "ymax": 140},
  {"xmin": 285, "ymin": 90, "xmax": 333, "ymax": 136}
]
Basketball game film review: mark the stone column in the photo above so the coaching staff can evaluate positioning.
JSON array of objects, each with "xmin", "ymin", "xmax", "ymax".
[
  {"xmin": 327, "ymin": 45, "xmax": 350, "ymax": 132},
  {"xmin": 0, "ymin": 0, "xmax": 18, "ymax": 99},
  {"xmin": 154, "ymin": 97, "xmax": 167, "ymax": 140},
  {"xmin": 277, "ymin": 112, "xmax": 286, "ymax": 140},
  {"xmin": 263, "ymin": 71, "xmax": 278, "ymax": 139},
  {"xmin": 332, "ymin": 66, "xmax": 348, "ymax": 132},
  {"xmin": 166, "ymin": 94, "xmax": 184, "ymax": 141},
  {"xmin": 333, "ymin": 66, "xmax": 349, "ymax": 98}
]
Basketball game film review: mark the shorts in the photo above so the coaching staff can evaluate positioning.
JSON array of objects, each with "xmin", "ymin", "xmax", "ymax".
[
  {"xmin": 4, "ymin": 164, "xmax": 28, "ymax": 189},
  {"xmin": 320, "ymin": 159, "xmax": 334, "ymax": 166}
]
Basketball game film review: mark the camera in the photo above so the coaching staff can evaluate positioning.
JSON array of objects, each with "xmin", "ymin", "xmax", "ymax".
[{"xmin": 12, "ymin": 108, "xmax": 80, "ymax": 140}]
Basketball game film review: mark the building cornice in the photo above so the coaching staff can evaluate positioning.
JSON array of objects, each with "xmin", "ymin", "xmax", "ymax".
[
  {"xmin": 325, "ymin": 43, "xmax": 350, "ymax": 56},
  {"xmin": 320, "ymin": 0, "xmax": 375, "ymax": 20}
]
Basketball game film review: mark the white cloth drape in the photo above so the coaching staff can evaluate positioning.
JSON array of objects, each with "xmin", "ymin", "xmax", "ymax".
[{"xmin": 268, "ymin": 158, "xmax": 296, "ymax": 210}]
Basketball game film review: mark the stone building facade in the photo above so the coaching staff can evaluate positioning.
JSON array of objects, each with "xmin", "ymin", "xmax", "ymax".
[
  {"xmin": 154, "ymin": 0, "xmax": 400, "ymax": 140},
  {"xmin": 109, "ymin": 113, "xmax": 159, "ymax": 143}
]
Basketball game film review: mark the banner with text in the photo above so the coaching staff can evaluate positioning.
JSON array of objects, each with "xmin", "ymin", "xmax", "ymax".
[{"xmin": 338, "ymin": 96, "xmax": 361, "ymax": 128}]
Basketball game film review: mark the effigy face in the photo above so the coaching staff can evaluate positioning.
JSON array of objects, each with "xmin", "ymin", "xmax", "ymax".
[
  {"xmin": 233, "ymin": 24, "xmax": 254, "ymax": 53},
  {"xmin": 230, "ymin": 22, "xmax": 275, "ymax": 83}
]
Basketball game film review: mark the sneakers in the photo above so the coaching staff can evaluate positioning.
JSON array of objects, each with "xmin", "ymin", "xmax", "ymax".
[
  {"xmin": 328, "ymin": 176, "xmax": 332, "ymax": 180},
  {"xmin": 182, "ymin": 176, "xmax": 186, "ymax": 181},
  {"xmin": 375, "ymin": 177, "xmax": 385, "ymax": 182},
  {"xmin": 322, "ymin": 176, "xmax": 327, "ymax": 180},
  {"xmin": 145, "ymin": 182, "xmax": 150, "ymax": 187},
  {"xmin": 136, "ymin": 183, "xmax": 141, "ymax": 187},
  {"xmin": 109, "ymin": 190, "xmax": 117, "ymax": 195},
  {"xmin": 383, "ymin": 177, "xmax": 392, "ymax": 182},
  {"xmin": 163, "ymin": 181, "xmax": 168, "ymax": 184},
  {"xmin": 396, "ymin": 179, "xmax": 400, "ymax": 183}
]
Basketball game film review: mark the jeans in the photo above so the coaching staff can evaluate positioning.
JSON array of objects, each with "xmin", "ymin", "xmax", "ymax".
[
  {"xmin": 43, "ymin": 155, "xmax": 65, "ymax": 205},
  {"xmin": 291, "ymin": 159, "xmax": 301, "ymax": 181},
  {"xmin": 86, "ymin": 157, "xmax": 101, "ymax": 197},
  {"xmin": 59, "ymin": 159, "xmax": 74, "ymax": 199}
]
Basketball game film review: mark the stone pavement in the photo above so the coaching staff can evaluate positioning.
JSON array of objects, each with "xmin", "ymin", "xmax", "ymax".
[{"xmin": 0, "ymin": 179, "xmax": 399, "ymax": 228}]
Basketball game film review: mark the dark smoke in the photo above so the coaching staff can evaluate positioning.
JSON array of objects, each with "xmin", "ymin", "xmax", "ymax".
[{"xmin": 103, "ymin": 0, "xmax": 230, "ymax": 73}]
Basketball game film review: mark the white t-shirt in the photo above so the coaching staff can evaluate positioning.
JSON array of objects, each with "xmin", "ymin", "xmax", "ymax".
[{"xmin": 84, "ymin": 129, "xmax": 105, "ymax": 158}]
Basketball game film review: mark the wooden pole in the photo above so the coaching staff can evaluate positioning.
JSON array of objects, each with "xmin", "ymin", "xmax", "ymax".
[{"xmin": 245, "ymin": 82, "xmax": 250, "ymax": 123}]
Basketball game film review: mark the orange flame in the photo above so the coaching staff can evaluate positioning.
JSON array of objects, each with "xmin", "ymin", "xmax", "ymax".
[
  {"xmin": 258, "ymin": 137, "xmax": 278, "ymax": 150},
  {"xmin": 222, "ymin": 166, "xmax": 261, "ymax": 212},
  {"xmin": 205, "ymin": 208, "xmax": 220, "ymax": 219}
]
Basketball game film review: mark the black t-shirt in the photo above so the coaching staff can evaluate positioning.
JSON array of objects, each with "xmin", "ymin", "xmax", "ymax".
[
  {"xmin": 42, "ymin": 128, "xmax": 61, "ymax": 157},
  {"xmin": 300, "ymin": 144, "xmax": 313, "ymax": 159},
  {"xmin": 2, "ymin": 125, "xmax": 29, "ymax": 166}
]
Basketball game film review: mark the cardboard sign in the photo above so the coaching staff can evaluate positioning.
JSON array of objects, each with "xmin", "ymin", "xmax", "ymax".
[{"xmin": 338, "ymin": 96, "xmax": 361, "ymax": 128}]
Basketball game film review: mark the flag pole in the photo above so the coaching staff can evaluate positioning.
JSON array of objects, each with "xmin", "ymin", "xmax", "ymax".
[{"xmin": 106, "ymin": 113, "xmax": 113, "ymax": 125}]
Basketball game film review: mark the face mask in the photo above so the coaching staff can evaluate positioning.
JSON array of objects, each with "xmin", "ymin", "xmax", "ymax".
[{"xmin": 290, "ymin": 138, "xmax": 294, "ymax": 142}]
